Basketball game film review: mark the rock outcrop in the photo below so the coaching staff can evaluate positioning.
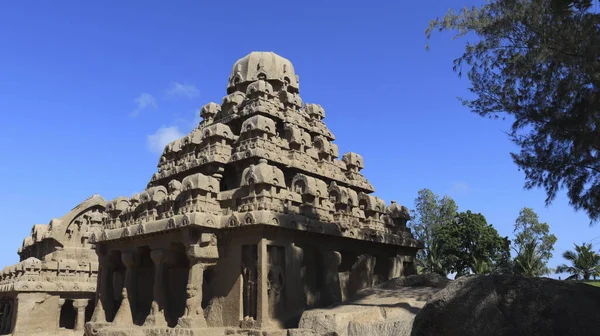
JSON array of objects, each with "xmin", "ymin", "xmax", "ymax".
[
  {"xmin": 299, "ymin": 274, "xmax": 449, "ymax": 336},
  {"xmin": 412, "ymin": 275, "xmax": 600, "ymax": 336}
]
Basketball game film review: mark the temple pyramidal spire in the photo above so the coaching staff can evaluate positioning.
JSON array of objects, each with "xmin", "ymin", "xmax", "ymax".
[{"xmin": 0, "ymin": 52, "xmax": 422, "ymax": 336}]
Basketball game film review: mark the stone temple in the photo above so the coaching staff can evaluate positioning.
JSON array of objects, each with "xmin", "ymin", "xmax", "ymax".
[
  {"xmin": 0, "ymin": 52, "xmax": 422, "ymax": 336},
  {"xmin": 0, "ymin": 194, "xmax": 106, "ymax": 335}
]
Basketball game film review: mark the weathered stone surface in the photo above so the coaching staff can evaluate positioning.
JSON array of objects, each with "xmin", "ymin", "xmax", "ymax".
[
  {"xmin": 411, "ymin": 275, "xmax": 600, "ymax": 336},
  {"xmin": 286, "ymin": 329, "xmax": 318, "ymax": 336},
  {"xmin": 298, "ymin": 274, "xmax": 447, "ymax": 336},
  {"xmin": 12, "ymin": 293, "xmax": 58, "ymax": 335},
  {"xmin": 380, "ymin": 273, "xmax": 450, "ymax": 290}
]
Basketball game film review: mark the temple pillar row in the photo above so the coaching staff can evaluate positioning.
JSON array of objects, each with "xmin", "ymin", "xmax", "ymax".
[{"xmin": 94, "ymin": 238, "xmax": 218, "ymax": 329}]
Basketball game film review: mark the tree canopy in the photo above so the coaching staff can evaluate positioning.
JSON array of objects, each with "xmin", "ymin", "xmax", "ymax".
[
  {"xmin": 426, "ymin": 0, "xmax": 600, "ymax": 223},
  {"xmin": 512, "ymin": 207, "xmax": 557, "ymax": 275},
  {"xmin": 409, "ymin": 188, "xmax": 458, "ymax": 275},
  {"xmin": 436, "ymin": 210, "xmax": 512, "ymax": 277}
]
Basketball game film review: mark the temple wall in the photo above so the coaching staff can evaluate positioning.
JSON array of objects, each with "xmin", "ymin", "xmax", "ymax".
[{"xmin": 12, "ymin": 293, "xmax": 59, "ymax": 335}]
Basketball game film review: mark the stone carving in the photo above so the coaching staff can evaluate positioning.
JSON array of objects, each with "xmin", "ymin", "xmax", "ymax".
[
  {"xmin": 267, "ymin": 245, "xmax": 286, "ymax": 319},
  {"xmin": 242, "ymin": 244, "xmax": 258, "ymax": 320},
  {"xmin": 183, "ymin": 284, "xmax": 202, "ymax": 317}
]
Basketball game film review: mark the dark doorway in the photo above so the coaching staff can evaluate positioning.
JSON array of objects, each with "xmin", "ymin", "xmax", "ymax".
[
  {"xmin": 85, "ymin": 299, "xmax": 95, "ymax": 323},
  {"xmin": 59, "ymin": 299, "xmax": 76, "ymax": 329}
]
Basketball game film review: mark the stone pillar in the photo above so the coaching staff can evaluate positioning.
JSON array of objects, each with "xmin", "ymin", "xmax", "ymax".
[
  {"xmin": 144, "ymin": 250, "xmax": 167, "ymax": 326},
  {"xmin": 73, "ymin": 299, "xmax": 89, "ymax": 331},
  {"xmin": 178, "ymin": 247, "xmax": 207, "ymax": 328},
  {"xmin": 121, "ymin": 252, "xmax": 138, "ymax": 320},
  {"xmin": 322, "ymin": 250, "xmax": 342, "ymax": 305},
  {"xmin": 388, "ymin": 255, "xmax": 401, "ymax": 280},
  {"xmin": 289, "ymin": 244, "xmax": 304, "ymax": 314},
  {"xmin": 56, "ymin": 299, "xmax": 65, "ymax": 331},
  {"xmin": 178, "ymin": 234, "xmax": 218, "ymax": 328},
  {"xmin": 256, "ymin": 238, "xmax": 269, "ymax": 327}
]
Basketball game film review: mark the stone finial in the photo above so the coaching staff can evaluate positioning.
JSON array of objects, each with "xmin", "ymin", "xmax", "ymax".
[
  {"xmin": 112, "ymin": 288, "xmax": 133, "ymax": 325},
  {"xmin": 91, "ymin": 297, "xmax": 106, "ymax": 323},
  {"xmin": 227, "ymin": 52, "xmax": 299, "ymax": 94}
]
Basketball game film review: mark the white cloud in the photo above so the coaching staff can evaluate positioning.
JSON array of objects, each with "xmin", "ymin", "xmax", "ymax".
[
  {"xmin": 166, "ymin": 82, "xmax": 200, "ymax": 99},
  {"xmin": 131, "ymin": 92, "xmax": 157, "ymax": 117},
  {"xmin": 451, "ymin": 182, "xmax": 470, "ymax": 193},
  {"xmin": 147, "ymin": 126, "xmax": 185, "ymax": 154}
]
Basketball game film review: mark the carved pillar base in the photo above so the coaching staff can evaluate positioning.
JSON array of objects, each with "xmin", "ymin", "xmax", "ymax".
[
  {"xmin": 322, "ymin": 250, "xmax": 342, "ymax": 305},
  {"xmin": 143, "ymin": 301, "xmax": 167, "ymax": 327},
  {"xmin": 177, "ymin": 315, "xmax": 207, "ymax": 328},
  {"xmin": 90, "ymin": 295, "xmax": 106, "ymax": 323},
  {"xmin": 112, "ymin": 288, "xmax": 133, "ymax": 326}
]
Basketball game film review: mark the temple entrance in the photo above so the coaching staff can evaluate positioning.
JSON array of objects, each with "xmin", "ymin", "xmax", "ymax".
[
  {"xmin": 300, "ymin": 247, "xmax": 325, "ymax": 309},
  {"xmin": 373, "ymin": 255, "xmax": 391, "ymax": 285},
  {"xmin": 403, "ymin": 261, "xmax": 415, "ymax": 276},
  {"xmin": 59, "ymin": 299, "xmax": 76, "ymax": 329}
]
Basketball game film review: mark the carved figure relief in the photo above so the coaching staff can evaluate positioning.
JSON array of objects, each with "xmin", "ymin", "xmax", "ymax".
[
  {"xmin": 184, "ymin": 284, "xmax": 202, "ymax": 316},
  {"xmin": 241, "ymin": 245, "xmax": 258, "ymax": 320},
  {"xmin": 267, "ymin": 245, "xmax": 285, "ymax": 318}
]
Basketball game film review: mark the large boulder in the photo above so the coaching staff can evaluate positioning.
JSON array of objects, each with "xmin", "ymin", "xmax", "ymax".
[
  {"xmin": 298, "ymin": 273, "xmax": 449, "ymax": 336},
  {"xmin": 412, "ymin": 275, "xmax": 600, "ymax": 336}
]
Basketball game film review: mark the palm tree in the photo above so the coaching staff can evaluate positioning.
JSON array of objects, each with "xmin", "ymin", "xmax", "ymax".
[
  {"xmin": 471, "ymin": 256, "xmax": 492, "ymax": 275},
  {"xmin": 555, "ymin": 243, "xmax": 600, "ymax": 280},
  {"xmin": 419, "ymin": 240, "xmax": 445, "ymax": 276},
  {"xmin": 514, "ymin": 241, "xmax": 551, "ymax": 277}
]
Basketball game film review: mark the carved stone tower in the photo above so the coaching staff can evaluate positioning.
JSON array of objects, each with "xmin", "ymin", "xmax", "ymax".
[{"xmin": 82, "ymin": 51, "xmax": 422, "ymax": 335}]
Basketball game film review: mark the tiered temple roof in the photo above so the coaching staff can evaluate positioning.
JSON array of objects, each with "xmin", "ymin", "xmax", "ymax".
[{"xmin": 93, "ymin": 52, "xmax": 419, "ymax": 248}]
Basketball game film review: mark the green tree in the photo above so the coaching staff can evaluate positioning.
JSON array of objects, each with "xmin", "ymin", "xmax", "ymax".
[
  {"xmin": 425, "ymin": 0, "xmax": 600, "ymax": 223},
  {"xmin": 514, "ymin": 241, "xmax": 552, "ymax": 276},
  {"xmin": 555, "ymin": 242, "xmax": 600, "ymax": 280},
  {"xmin": 409, "ymin": 189, "xmax": 458, "ymax": 275},
  {"xmin": 436, "ymin": 211, "xmax": 511, "ymax": 277},
  {"xmin": 512, "ymin": 207, "xmax": 557, "ymax": 276},
  {"xmin": 472, "ymin": 256, "xmax": 493, "ymax": 275}
]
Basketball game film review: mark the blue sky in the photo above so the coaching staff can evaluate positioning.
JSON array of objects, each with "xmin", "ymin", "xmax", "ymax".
[{"xmin": 1, "ymin": 0, "xmax": 598, "ymax": 278}]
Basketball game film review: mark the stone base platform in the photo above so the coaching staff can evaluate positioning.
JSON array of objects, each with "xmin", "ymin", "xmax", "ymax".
[{"xmin": 85, "ymin": 324, "xmax": 317, "ymax": 336}]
